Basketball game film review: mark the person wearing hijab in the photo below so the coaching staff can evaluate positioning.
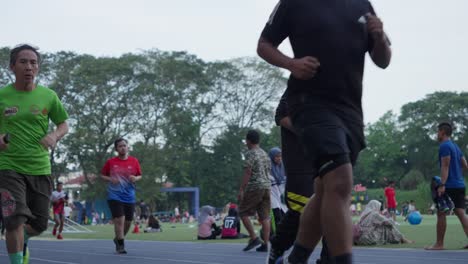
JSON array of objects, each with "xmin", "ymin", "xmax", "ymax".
[
  {"xmin": 354, "ymin": 200, "xmax": 413, "ymax": 245},
  {"xmin": 269, "ymin": 147, "xmax": 288, "ymax": 234},
  {"xmin": 269, "ymin": 147, "xmax": 287, "ymax": 189},
  {"xmin": 197, "ymin": 206, "xmax": 221, "ymax": 240}
]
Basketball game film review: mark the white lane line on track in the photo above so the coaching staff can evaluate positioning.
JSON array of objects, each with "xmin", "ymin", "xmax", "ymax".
[{"xmin": 27, "ymin": 248, "xmax": 224, "ymax": 264}]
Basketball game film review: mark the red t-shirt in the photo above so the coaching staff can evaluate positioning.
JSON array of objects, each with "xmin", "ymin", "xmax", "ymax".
[
  {"xmin": 384, "ymin": 187, "xmax": 397, "ymax": 209},
  {"xmin": 101, "ymin": 156, "xmax": 142, "ymax": 203}
]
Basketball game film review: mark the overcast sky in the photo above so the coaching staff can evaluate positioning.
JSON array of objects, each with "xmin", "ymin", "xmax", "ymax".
[{"xmin": 2, "ymin": 0, "xmax": 467, "ymax": 123}]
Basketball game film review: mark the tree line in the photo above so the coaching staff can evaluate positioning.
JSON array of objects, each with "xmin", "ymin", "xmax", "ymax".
[{"xmin": 0, "ymin": 47, "xmax": 466, "ymax": 210}]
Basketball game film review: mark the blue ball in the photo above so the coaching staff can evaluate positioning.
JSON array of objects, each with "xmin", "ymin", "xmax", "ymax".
[{"xmin": 408, "ymin": 211, "xmax": 422, "ymax": 225}]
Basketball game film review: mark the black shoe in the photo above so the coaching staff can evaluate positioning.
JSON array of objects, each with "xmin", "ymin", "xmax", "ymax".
[
  {"xmin": 267, "ymin": 248, "xmax": 284, "ymax": 264},
  {"xmin": 114, "ymin": 238, "xmax": 127, "ymax": 254},
  {"xmin": 256, "ymin": 243, "xmax": 268, "ymax": 252},
  {"xmin": 113, "ymin": 238, "xmax": 119, "ymax": 252},
  {"xmin": 243, "ymin": 237, "xmax": 262, "ymax": 251},
  {"xmin": 117, "ymin": 247, "xmax": 127, "ymax": 254}
]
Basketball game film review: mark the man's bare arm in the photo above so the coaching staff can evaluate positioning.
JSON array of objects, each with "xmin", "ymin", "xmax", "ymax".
[
  {"xmin": 257, "ymin": 37, "xmax": 320, "ymax": 80},
  {"xmin": 366, "ymin": 15, "xmax": 392, "ymax": 69},
  {"xmin": 461, "ymin": 157, "xmax": 468, "ymax": 170},
  {"xmin": 440, "ymin": 156, "xmax": 451, "ymax": 184}
]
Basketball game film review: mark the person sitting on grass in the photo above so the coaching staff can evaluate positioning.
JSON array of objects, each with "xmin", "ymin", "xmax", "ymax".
[
  {"xmin": 144, "ymin": 215, "xmax": 162, "ymax": 233},
  {"xmin": 354, "ymin": 200, "xmax": 413, "ymax": 246},
  {"xmin": 197, "ymin": 206, "xmax": 221, "ymax": 240},
  {"xmin": 221, "ymin": 204, "xmax": 248, "ymax": 239}
]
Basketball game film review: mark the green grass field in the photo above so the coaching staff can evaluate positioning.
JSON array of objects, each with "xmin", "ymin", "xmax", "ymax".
[{"xmin": 39, "ymin": 215, "xmax": 467, "ymax": 250}]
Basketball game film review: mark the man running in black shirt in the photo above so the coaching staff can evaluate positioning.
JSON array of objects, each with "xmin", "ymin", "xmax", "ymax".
[
  {"xmin": 258, "ymin": 1, "xmax": 391, "ymax": 263},
  {"xmin": 268, "ymin": 90, "xmax": 330, "ymax": 264}
]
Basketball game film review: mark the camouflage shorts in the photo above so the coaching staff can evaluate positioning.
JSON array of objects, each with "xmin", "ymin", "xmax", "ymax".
[{"xmin": 239, "ymin": 189, "xmax": 271, "ymax": 221}]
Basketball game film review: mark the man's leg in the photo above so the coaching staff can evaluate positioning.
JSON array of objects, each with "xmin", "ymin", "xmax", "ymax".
[
  {"xmin": 241, "ymin": 216, "xmax": 256, "ymax": 240},
  {"xmin": 4, "ymin": 215, "xmax": 44, "ymax": 263},
  {"xmin": 453, "ymin": 208, "xmax": 468, "ymax": 244},
  {"xmin": 320, "ymin": 164, "xmax": 353, "ymax": 258},
  {"xmin": 426, "ymin": 211, "xmax": 446, "ymax": 250},
  {"xmin": 261, "ymin": 189, "xmax": 271, "ymax": 246},
  {"xmin": 112, "ymin": 215, "xmax": 127, "ymax": 254},
  {"xmin": 5, "ymin": 223, "xmax": 25, "ymax": 264},
  {"xmin": 114, "ymin": 216, "xmax": 125, "ymax": 240},
  {"xmin": 7, "ymin": 175, "xmax": 51, "ymax": 264},
  {"xmin": 294, "ymin": 178, "xmax": 324, "ymax": 247},
  {"xmin": 53, "ymin": 214, "xmax": 59, "ymax": 236},
  {"xmin": 283, "ymin": 179, "xmax": 324, "ymax": 264},
  {"xmin": 5, "ymin": 220, "xmax": 43, "ymax": 263},
  {"xmin": 270, "ymin": 126, "xmax": 329, "ymax": 263},
  {"xmin": 5, "ymin": 222, "xmax": 24, "ymax": 254},
  {"xmin": 1, "ymin": 172, "xmax": 29, "ymax": 264},
  {"xmin": 256, "ymin": 190, "xmax": 272, "ymax": 252},
  {"xmin": 57, "ymin": 215, "xmax": 64, "ymax": 239},
  {"xmin": 239, "ymin": 190, "xmax": 264, "ymax": 249},
  {"xmin": 123, "ymin": 220, "xmax": 132, "ymax": 236},
  {"xmin": 240, "ymin": 215, "xmax": 263, "ymax": 251},
  {"xmin": 286, "ymin": 164, "xmax": 352, "ymax": 264},
  {"xmin": 123, "ymin": 202, "xmax": 135, "ymax": 237}
]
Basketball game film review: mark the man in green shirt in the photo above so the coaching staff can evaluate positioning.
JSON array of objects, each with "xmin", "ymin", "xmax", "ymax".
[{"xmin": 0, "ymin": 44, "xmax": 69, "ymax": 264}]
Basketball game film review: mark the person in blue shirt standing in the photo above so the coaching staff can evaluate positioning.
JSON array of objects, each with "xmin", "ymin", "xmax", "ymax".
[{"xmin": 426, "ymin": 122, "xmax": 468, "ymax": 250}]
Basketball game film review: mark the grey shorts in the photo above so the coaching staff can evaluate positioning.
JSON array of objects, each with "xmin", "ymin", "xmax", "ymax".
[{"xmin": 0, "ymin": 170, "xmax": 52, "ymax": 232}]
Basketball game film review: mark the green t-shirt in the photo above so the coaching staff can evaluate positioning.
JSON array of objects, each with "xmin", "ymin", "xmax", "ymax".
[{"xmin": 0, "ymin": 84, "xmax": 69, "ymax": 175}]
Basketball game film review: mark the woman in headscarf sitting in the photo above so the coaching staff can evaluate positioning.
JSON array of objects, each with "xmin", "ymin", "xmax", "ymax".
[
  {"xmin": 269, "ymin": 147, "xmax": 287, "ymax": 234},
  {"xmin": 197, "ymin": 205, "xmax": 221, "ymax": 240},
  {"xmin": 354, "ymin": 200, "xmax": 413, "ymax": 245}
]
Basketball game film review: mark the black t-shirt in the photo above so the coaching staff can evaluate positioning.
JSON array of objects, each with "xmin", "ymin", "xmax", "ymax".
[
  {"xmin": 262, "ymin": 0, "xmax": 384, "ymax": 124},
  {"xmin": 275, "ymin": 89, "xmax": 289, "ymax": 126}
]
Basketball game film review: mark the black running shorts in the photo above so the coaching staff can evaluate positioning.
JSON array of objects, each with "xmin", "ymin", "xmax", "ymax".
[
  {"xmin": 108, "ymin": 200, "xmax": 135, "ymax": 221},
  {"xmin": 293, "ymin": 108, "xmax": 365, "ymax": 178},
  {"xmin": 446, "ymin": 188, "xmax": 466, "ymax": 209}
]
